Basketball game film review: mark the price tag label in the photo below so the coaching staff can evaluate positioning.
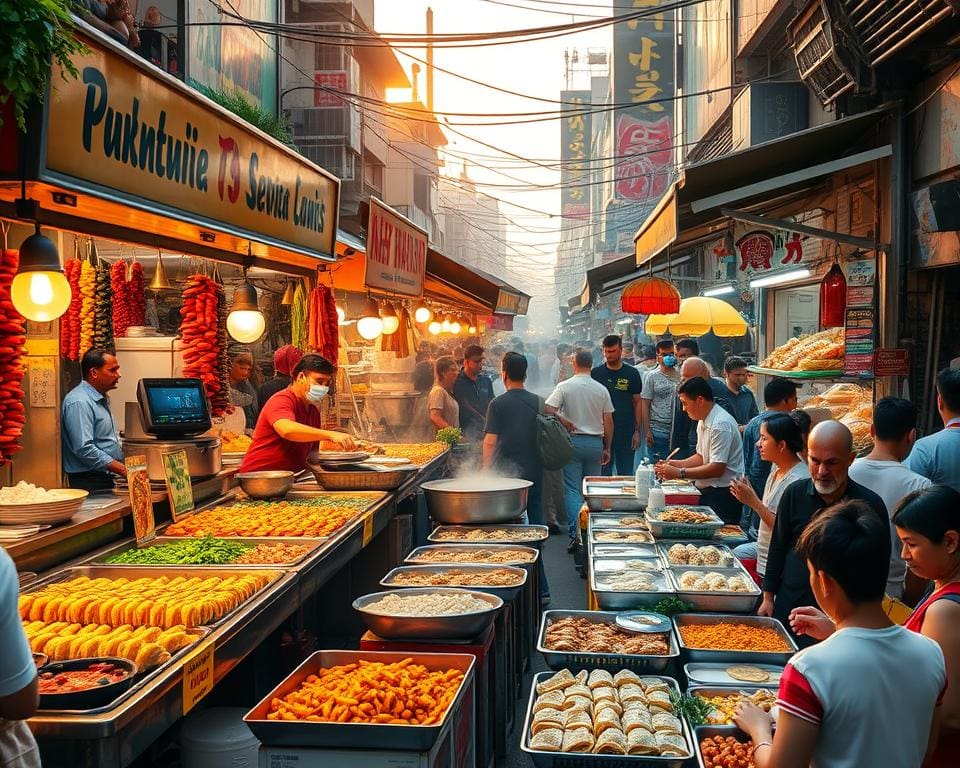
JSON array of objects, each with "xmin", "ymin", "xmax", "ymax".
[
  {"xmin": 182, "ymin": 639, "xmax": 214, "ymax": 715},
  {"xmin": 126, "ymin": 455, "xmax": 156, "ymax": 546},
  {"xmin": 162, "ymin": 449, "xmax": 194, "ymax": 521},
  {"xmin": 362, "ymin": 513, "xmax": 374, "ymax": 547}
]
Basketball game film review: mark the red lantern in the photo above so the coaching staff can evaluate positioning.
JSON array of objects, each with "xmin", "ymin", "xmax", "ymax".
[
  {"xmin": 819, "ymin": 262, "xmax": 846, "ymax": 328},
  {"xmin": 621, "ymin": 276, "xmax": 681, "ymax": 315}
]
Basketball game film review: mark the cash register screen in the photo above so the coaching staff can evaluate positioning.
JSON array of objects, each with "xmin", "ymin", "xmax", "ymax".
[{"xmin": 137, "ymin": 378, "xmax": 212, "ymax": 436}]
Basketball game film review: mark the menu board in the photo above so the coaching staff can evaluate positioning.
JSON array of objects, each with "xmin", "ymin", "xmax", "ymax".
[
  {"xmin": 843, "ymin": 308, "xmax": 877, "ymax": 376},
  {"xmin": 126, "ymin": 455, "xmax": 156, "ymax": 545},
  {"xmin": 162, "ymin": 450, "xmax": 195, "ymax": 521}
]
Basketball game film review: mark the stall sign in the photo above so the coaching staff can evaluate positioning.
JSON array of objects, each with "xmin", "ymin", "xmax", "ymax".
[
  {"xmin": 560, "ymin": 90, "xmax": 592, "ymax": 219},
  {"xmin": 517, "ymin": 294, "xmax": 531, "ymax": 316},
  {"xmin": 364, "ymin": 198, "xmax": 427, "ymax": 298},
  {"xmin": 844, "ymin": 307, "xmax": 876, "ymax": 376},
  {"xmin": 126, "ymin": 455, "xmax": 156, "ymax": 545},
  {"xmin": 182, "ymin": 638, "xmax": 214, "ymax": 716},
  {"xmin": 43, "ymin": 35, "xmax": 339, "ymax": 260},
  {"xmin": 162, "ymin": 449, "xmax": 195, "ymax": 521},
  {"xmin": 732, "ymin": 223, "xmax": 812, "ymax": 273},
  {"xmin": 874, "ymin": 348, "xmax": 910, "ymax": 377},
  {"xmin": 495, "ymin": 290, "xmax": 521, "ymax": 316},
  {"xmin": 482, "ymin": 314, "xmax": 514, "ymax": 332},
  {"xmin": 846, "ymin": 258, "xmax": 876, "ymax": 287},
  {"xmin": 314, "ymin": 70, "xmax": 348, "ymax": 107}
]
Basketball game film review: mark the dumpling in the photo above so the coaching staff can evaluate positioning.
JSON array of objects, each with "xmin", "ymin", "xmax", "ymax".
[
  {"xmin": 678, "ymin": 572, "xmax": 700, "ymax": 590},
  {"xmin": 728, "ymin": 576, "xmax": 751, "ymax": 592},
  {"xmin": 698, "ymin": 545, "xmax": 722, "ymax": 566}
]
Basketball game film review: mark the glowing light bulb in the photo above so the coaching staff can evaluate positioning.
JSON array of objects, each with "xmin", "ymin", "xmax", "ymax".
[
  {"xmin": 226, "ymin": 310, "xmax": 266, "ymax": 343},
  {"xmin": 441, "ymin": 316, "xmax": 451, "ymax": 333},
  {"xmin": 450, "ymin": 321, "xmax": 461, "ymax": 335},
  {"xmin": 428, "ymin": 321, "xmax": 441, "ymax": 335},
  {"xmin": 356, "ymin": 316, "xmax": 384, "ymax": 340},
  {"xmin": 414, "ymin": 305, "xmax": 432, "ymax": 323},
  {"xmin": 468, "ymin": 325, "xmax": 477, "ymax": 335}
]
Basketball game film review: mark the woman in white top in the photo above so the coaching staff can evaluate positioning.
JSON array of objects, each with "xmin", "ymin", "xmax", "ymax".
[{"xmin": 731, "ymin": 413, "xmax": 809, "ymax": 577}]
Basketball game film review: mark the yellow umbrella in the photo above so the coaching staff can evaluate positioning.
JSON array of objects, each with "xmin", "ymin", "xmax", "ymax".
[
  {"xmin": 645, "ymin": 313, "xmax": 678, "ymax": 335},
  {"xmin": 664, "ymin": 296, "xmax": 748, "ymax": 337}
]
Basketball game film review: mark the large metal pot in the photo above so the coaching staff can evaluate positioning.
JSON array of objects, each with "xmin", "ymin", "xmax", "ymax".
[
  {"xmin": 121, "ymin": 437, "xmax": 221, "ymax": 481},
  {"xmin": 365, "ymin": 392, "xmax": 421, "ymax": 427},
  {"xmin": 420, "ymin": 477, "xmax": 532, "ymax": 524},
  {"xmin": 235, "ymin": 471, "xmax": 295, "ymax": 499}
]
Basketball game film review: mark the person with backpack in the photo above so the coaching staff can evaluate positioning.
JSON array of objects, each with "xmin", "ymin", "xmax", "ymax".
[{"xmin": 483, "ymin": 351, "xmax": 551, "ymax": 604}]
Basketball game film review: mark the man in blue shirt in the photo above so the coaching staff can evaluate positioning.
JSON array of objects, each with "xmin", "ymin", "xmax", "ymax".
[
  {"xmin": 453, "ymin": 344, "xmax": 495, "ymax": 443},
  {"xmin": 61, "ymin": 348, "xmax": 126, "ymax": 492},
  {"xmin": 907, "ymin": 366, "xmax": 960, "ymax": 491},
  {"xmin": 722, "ymin": 356, "xmax": 760, "ymax": 429}
]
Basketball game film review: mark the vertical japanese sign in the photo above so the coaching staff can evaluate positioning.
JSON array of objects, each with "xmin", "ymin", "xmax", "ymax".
[
  {"xmin": 560, "ymin": 90, "xmax": 592, "ymax": 219},
  {"xmin": 612, "ymin": 1, "xmax": 676, "ymax": 202}
]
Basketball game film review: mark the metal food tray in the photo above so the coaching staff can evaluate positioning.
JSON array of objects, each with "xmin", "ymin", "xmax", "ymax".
[
  {"xmin": 582, "ymin": 476, "xmax": 645, "ymax": 512},
  {"xmin": 88, "ymin": 537, "xmax": 327, "ymax": 567},
  {"xmin": 427, "ymin": 523, "xmax": 549, "ymax": 544},
  {"xmin": 683, "ymin": 662, "xmax": 784, "ymax": 688},
  {"xmin": 380, "ymin": 564, "xmax": 527, "ymax": 601},
  {"xmin": 591, "ymin": 543, "xmax": 661, "ymax": 560},
  {"xmin": 693, "ymin": 725, "xmax": 755, "ymax": 768},
  {"xmin": 244, "ymin": 650, "xmax": 476, "ymax": 749},
  {"xmin": 590, "ymin": 529, "xmax": 655, "ymax": 545},
  {"xmin": 520, "ymin": 672, "xmax": 693, "ymax": 768},
  {"xmin": 646, "ymin": 506, "xmax": 724, "ymax": 540},
  {"xmin": 353, "ymin": 587, "xmax": 503, "ymax": 641},
  {"xmin": 34, "ymin": 626, "xmax": 211, "ymax": 715},
  {"xmin": 591, "ymin": 567, "xmax": 677, "ymax": 610},
  {"xmin": 536, "ymin": 609, "xmax": 678, "ymax": 673},
  {"xmin": 19, "ymin": 565, "xmax": 284, "ymax": 630},
  {"xmin": 405, "ymin": 544, "xmax": 540, "ymax": 567},
  {"xmin": 656, "ymin": 540, "xmax": 737, "ymax": 569},
  {"xmin": 669, "ymin": 566, "xmax": 761, "ymax": 613},
  {"xmin": 592, "ymin": 557, "xmax": 664, "ymax": 575},
  {"xmin": 686, "ymin": 686, "xmax": 778, "ymax": 728},
  {"xmin": 589, "ymin": 512, "xmax": 649, "ymax": 530},
  {"xmin": 673, "ymin": 613, "xmax": 798, "ymax": 665}
]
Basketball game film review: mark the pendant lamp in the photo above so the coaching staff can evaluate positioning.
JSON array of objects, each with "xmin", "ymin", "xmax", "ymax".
[
  {"xmin": 149, "ymin": 249, "xmax": 172, "ymax": 291},
  {"xmin": 357, "ymin": 296, "xmax": 384, "ymax": 339},
  {"xmin": 10, "ymin": 223, "xmax": 71, "ymax": 322},
  {"xmin": 226, "ymin": 275, "xmax": 265, "ymax": 343},
  {"xmin": 620, "ymin": 276, "xmax": 681, "ymax": 315},
  {"xmin": 414, "ymin": 302, "xmax": 432, "ymax": 323},
  {"xmin": 819, "ymin": 260, "xmax": 847, "ymax": 328},
  {"xmin": 380, "ymin": 301, "xmax": 400, "ymax": 335},
  {"xmin": 428, "ymin": 321, "xmax": 442, "ymax": 335},
  {"xmin": 281, "ymin": 280, "xmax": 296, "ymax": 305},
  {"xmin": 441, "ymin": 315, "xmax": 452, "ymax": 333},
  {"xmin": 468, "ymin": 324, "xmax": 477, "ymax": 335}
]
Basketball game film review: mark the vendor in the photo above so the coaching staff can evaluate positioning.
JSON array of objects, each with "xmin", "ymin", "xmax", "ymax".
[
  {"xmin": 258, "ymin": 345, "xmax": 304, "ymax": 406},
  {"xmin": 238, "ymin": 354, "xmax": 357, "ymax": 473},
  {"xmin": 61, "ymin": 348, "xmax": 127, "ymax": 492},
  {"xmin": 228, "ymin": 349, "xmax": 260, "ymax": 431},
  {"xmin": 428, "ymin": 355, "xmax": 460, "ymax": 433}
]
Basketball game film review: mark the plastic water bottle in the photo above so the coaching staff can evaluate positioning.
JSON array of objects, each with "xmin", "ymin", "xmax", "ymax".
[
  {"xmin": 635, "ymin": 460, "xmax": 654, "ymax": 505},
  {"xmin": 647, "ymin": 486, "xmax": 666, "ymax": 510}
]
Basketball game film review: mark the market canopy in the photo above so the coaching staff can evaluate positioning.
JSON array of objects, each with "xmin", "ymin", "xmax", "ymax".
[{"xmin": 644, "ymin": 297, "xmax": 748, "ymax": 337}]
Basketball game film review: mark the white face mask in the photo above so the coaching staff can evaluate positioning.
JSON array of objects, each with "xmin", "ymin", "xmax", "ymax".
[{"xmin": 306, "ymin": 384, "xmax": 329, "ymax": 403}]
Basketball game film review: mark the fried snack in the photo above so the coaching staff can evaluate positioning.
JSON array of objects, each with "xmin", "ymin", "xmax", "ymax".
[
  {"xmin": 656, "ymin": 507, "xmax": 714, "ymax": 524},
  {"xmin": 593, "ymin": 530, "xmax": 653, "ymax": 543},
  {"xmin": 19, "ymin": 573, "xmax": 275, "ymax": 629},
  {"xmin": 536, "ymin": 669, "xmax": 576, "ymax": 695},
  {"xmin": 219, "ymin": 430, "xmax": 252, "ymax": 452},
  {"xmin": 432, "ymin": 527, "xmax": 542, "ymax": 542},
  {"xmin": 234, "ymin": 542, "xmax": 313, "ymax": 564},
  {"xmin": 409, "ymin": 548, "xmax": 536, "ymax": 564},
  {"xmin": 761, "ymin": 328, "xmax": 845, "ymax": 371},
  {"xmin": 727, "ymin": 665, "xmax": 772, "ymax": 682},
  {"xmin": 389, "ymin": 567, "xmax": 523, "ymax": 587},
  {"xmin": 700, "ymin": 734, "xmax": 757, "ymax": 768},
  {"xmin": 164, "ymin": 496, "xmax": 381, "ymax": 538},
  {"xmin": 266, "ymin": 658, "xmax": 464, "ymax": 725},
  {"xmin": 698, "ymin": 689, "xmax": 777, "ymax": 725},
  {"xmin": 380, "ymin": 443, "xmax": 448, "ymax": 465},
  {"xmin": 678, "ymin": 622, "xmax": 793, "ymax": 652},
  {"xmin": 543, "ymin": 617, "xmax": 669, "ymax": 655},
  {"xmin": 666, "ymin": 544, "xmax": 733, "ymax": 566}
]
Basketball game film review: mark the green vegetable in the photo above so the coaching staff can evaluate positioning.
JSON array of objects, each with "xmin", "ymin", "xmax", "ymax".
[
  {"xmin": 651, "ymin": 596, "xmax": 694, "ymax": 618},
  {"xmin": 671, "ymin": 692, "xmax": 714, "ymax": 726},
  {"xmin": 435, "ymin": 427, "xmax": 463, "ymax": 447},
  {"xmin": 105, "ymin": 536, "xmax": 252, "ymax": 565}
]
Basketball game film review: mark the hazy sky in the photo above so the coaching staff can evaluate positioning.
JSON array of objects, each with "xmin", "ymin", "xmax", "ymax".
[{"xmin": 374, "ymin": 0, "xmax": 613, "ymax": 331}]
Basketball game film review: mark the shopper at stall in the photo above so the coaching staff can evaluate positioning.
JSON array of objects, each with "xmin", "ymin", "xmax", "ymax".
[
  {"xmin": 621, "ymin": 341, "xmax": 637, "ymax": 366},
  {"xmin": 238, "ymin": 354, "xmax": 357, "ymax": 473},
  {"xmin": 849, "ymin": 397, "xmax": 931, "ymax": 600},
  {"xmin": 656, "ymin": 376, "xmax": 745, "ymax": 524},
  {"xmin": 640, "ymin": 339, "xmax": 680, "ymax": 462},
  {"xmin": 453, "ymin": 345, "xmax": 495, "ymax": 443},
  {"xmin": 722, "ymin": 356, "xmax": 759, "ymax": 429},
  {"xmin": 759, "ymin": 421, "xmax": 886, "ymax": 639},
  {"xmin": 258, "ymin": 345, "xmax": 304, "ymax": 407},
  {"xmin": 907, "ymin": 367, "xmax": 960, "ymax": 492},
  {"xmin": 428, "ymin": 356, "xmax": 460, "ymax": 432},
  {"xmin": 791, "ymin": 409, "xmax": 812, "ymax": 461},
  {"xmin": 545, "ymin": 349, "xmax": 614, "ymax": 547},
  {"xmin": 592, "ymin": 335, "xmax": 644, "ymax": 475},
  {"xmin": 228, "ymin": 349, "xmax": 260, "ymax": 431},
  {"xmin": 0, "ymin": 548, "xmax": 40, "ymax": 768},
  {"xmin": 734, "ymin": 500, "xmax": 946, "ymax": 768},
  {"xmin": 61, "ymin": 348, "xmax": 126, "ymax": 492},
  {"xmin": 676, "ymin": 338, "xmax": 699, "ymax": 363},
  {"xmin": 639, "ymin": 344, "xmax": 658, "ymax": 371},
  {"xmin": 730, "ymin": 413, "xmax": 809, "ymax": 582},
  {"xmin": 788, "ymin": 485, "xmax": 960, "ymax": 767}
]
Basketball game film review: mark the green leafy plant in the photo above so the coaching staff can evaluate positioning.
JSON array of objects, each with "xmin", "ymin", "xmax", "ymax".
[
  {"xmin": 651, "ymin": 596, "xmax": 694, "ymax": 618},
  {"xmin": 195, "ymin": 84, "xmax": 296, "ymax": 149},
  {"xmin": 670, "ymin": 692, "xmax": 715, "ymax": 727},
  {"xmin": 435, "ymin": 427, "xmax": 463, "ymax": 447},
  {"xmin": 0, "ymin": 0, "xmax": 85, "ymax": 131}
]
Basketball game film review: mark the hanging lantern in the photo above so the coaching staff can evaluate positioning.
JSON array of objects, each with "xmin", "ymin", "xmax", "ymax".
[
  {"xmin": 281, "ymin": 280, "xmax": 296, "ymax": 305},
  {"xmin": 468, "ymin": 324, "xmax": 477, "ymax": 335},
  {"xmin": 620, "ymin": 276, "xmax": 681, "ymax": 315},
  {"xmin": 428, "ymin": 321, "xmax": 441, "ymax": 335},
  {"xmin": 414, "ymin": 302, "xmax": 432, "ymax": 323},
  {"xmin": 819, "ymin": 261, "xmax": 847, "ymax": 328},
  {"xmin": 10, "ymin": 224, "xmax": 72, "ymax": 322},
  {"xmin": 148, "ymin": 249, "xmax": 172, "ymax": 291},
  {"xmin": 441, "ymin": 314, "xmax": 452, "ymax": 333},
  {"xmin": 356, "ymin": 296, "xmax": 384, "ymax": 340},
  {"xmin": 226, "ymin": 278, "xmax": 265, "ymax": 343},
  {"xmin": 380, "ymin": 301, "xmax": 400, "ymax": 335}
]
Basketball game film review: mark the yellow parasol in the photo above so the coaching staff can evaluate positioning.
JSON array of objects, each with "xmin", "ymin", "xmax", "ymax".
[{"xmin": 645, "ymin": 297, "xmax": 748, "ymax": 337}]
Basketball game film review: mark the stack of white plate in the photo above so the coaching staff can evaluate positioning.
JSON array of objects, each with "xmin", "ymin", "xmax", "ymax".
[{"xmin": 0, "ymin": 489, "xmax": 88, "ymax": 525}]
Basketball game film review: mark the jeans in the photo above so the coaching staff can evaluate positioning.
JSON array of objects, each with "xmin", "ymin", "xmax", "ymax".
[
  {"xmin": 562, "ymin": 435, "xmax": 603, "ymax": 541},
  {"xmin": 602, "ymin": 443, "xmax": 635, "ymax": 476}
]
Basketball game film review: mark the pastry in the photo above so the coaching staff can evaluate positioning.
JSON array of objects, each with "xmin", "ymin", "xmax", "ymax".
[
  {"xmin": 641, "ymin": 677, "xmax": 670, "ymax": 694},
  {"xmin": 646, "ymin": 690, "xmax": 673, "ymax": 713},
  {"xmin": 593, "ymin": 728, "xmax": 627, "ymax": 755},
  {"xmin": 651, "ymin": 712, "xmax": 682, "ymax": 735},
  {"xmin": 622, "ymin": 707, "xmax": 653, "ymax": 735},
  {"xmin": 618, "ymin": 683, "xmax": 647, "ymax": 705},
  {"xmin": 564, "ymin": 684, "xmax": 592, "ymax": 699},
  {"xmin": 594, "ymin": 707, "xmax": 621, "ymax": 736},
  {"xmin": 564, "ymin": 709, "xmax": 592, "ymax": 731},
  {"xmin": 561, "ymin": 727, "xmax": 594, "ymax": 753},
  {"xmin": 592, "ymin": 685, "xmax": 617, "ymax": 704},
  {"xmin": 532, "ymin": 708, "xmax": 563, "ymax": 733},
  {"xmin": 655, "ymin": 732, "xmax": 689, "ymax": 756},
  {"xmin": 529, "ymin": 727, "xmax": 563, "ymax": 752},
  {"xmin": 626, "ymin": 728, "xmax": 659, "ymax": 755},
  {"xmin": 533, "ymin": 690, "xmax": 565, "ymax": 712},
  {"xmin": 536, "ymin": 668, "xmax": 575, "ymax": 695},
  {"xmin": 613, "ymin": 669, "xmax": 641, "ymax": 687},
  {"xmin": 587, "ymin": 669, "xmax": 614, "ymax": 689},
  {"xmin": 562, "ymin": 695, "xmax": 593, "ymax": 712}
]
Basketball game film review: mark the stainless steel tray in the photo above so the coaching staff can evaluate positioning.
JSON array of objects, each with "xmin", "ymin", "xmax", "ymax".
[
  {"xmin": 244, "ymin": 650, "xmax": 476, "ymax": 749},
  {"xmin": 673, "ymin": 613, "xmax": 798, "ymax": 665},
  {"xmin": 592, "ymin": 557, "xmax": 664, "ymax": 574},
  {"xmin": 669, "ymin": 566, "xmax": 761, "ymax": 613},
  {"xmin": 683, "ymin": 662, "xmax": 784, "ymax": 688},
  {"xmin": 520, "ymin": 672, "xmax": 693, "ymax": 767},
  {"xmin": 589, "ymin": 512, "xmax": 649, "ymax": 530},
  {"xmin": 88, "ymin": 536, "xmax": 327, "ymax": 567},
  {"xmin": 405, "ymin": 543, "xmax": 540, "ymax": 567},
  {"xmin": 693, "ymin": 725, "xmax": 754, "ymax": 768},
  {"xmin": 536, "ymin": 609, "xmax": 678, "ymax": 672},
  {"xmin": 427, "ymin": 523, "xmax": 548, "ymax": 544},
  {"xmin": 591, "ymin": 567, "xmax": 677, "ymax": 610},
  {"xmin": 591, "ymin": 543, "xmax": 661, "ymax": 559},
  {"xmin": 353, "ymin": 587, "xmax": 502, "ymax": 640},
  {"xmin": 646, "ymin": 507, "xmax": 724, "ymax": 539},
  {"xmin": 590, "ymin": 529, "xmax": 655, "ymax": 545},
  {"xmin": 582, "ymin": 476, "xmax": 645, "ymax": 512},
  {"xmin": 380, "ymin": 564, "xmax": 527, "ymax": 601},
  {"xmin": 19, "ymin": 565, "xmax": 283, "ymax": 630},
  {"xmin": 656, "ymin": 540, "xmax": 737, "ymax": 568},
  {"xmin": 686, "ymin": 686, "xmax": 778, "ymax": 728}
]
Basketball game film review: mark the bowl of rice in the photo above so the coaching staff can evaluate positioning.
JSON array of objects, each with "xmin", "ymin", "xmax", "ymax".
[{"xmin": 353, "ymin": 587, "xmax": 503, "ymax": 640}]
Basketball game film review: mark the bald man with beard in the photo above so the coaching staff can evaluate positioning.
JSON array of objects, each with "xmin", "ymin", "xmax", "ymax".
[{"xmin": 759, "ymin": 421, "xmax": 887, "ymax": 645}]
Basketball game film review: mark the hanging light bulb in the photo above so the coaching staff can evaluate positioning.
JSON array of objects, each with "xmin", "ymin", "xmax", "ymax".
[
  {"xmin": 441, "ymin": 314, "xmax": 452, "ymax": 333},
  {"xmin": 226, "ymin": 276, "xmax": 265, "ymax": 343},
  {"xmin": 380, "ymin": 301, "xmax": 400, "ymax": 335},
  {"xmin": 468, "ymin": 325, "xmax": 477, "ymax": 335},
  {"xmin": 336, "ymin": 305, "xmax": 345, "ymax": 324},
  {"xmin": 450, "ymin": 318, "xmax": 462, "ymax": 335},
  {"xmin": 428, "ymin": 321, "xmax": 442, "ymax": 335},
  {"xmin": 356, "ymin": 295, "xmax": 384, "ymax": 340},
  {"xmin": 281, "ymin": 280, "xmax": 296, "ymax": 305},
  {"xmin": 414, "ymin": 302, "xmax": 432, "ymax": 324},
  {"xmin": 10, "ymin": 224, "xmax": 71, "ymax": 322}
]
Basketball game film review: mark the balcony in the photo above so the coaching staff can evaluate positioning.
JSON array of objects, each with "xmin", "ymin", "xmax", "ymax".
[{"xmin": 394, "ymin": 205, "xmax": 434, "ymax": 241}]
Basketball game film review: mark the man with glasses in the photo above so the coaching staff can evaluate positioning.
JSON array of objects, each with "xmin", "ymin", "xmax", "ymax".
[
  {"xmin": 453, "ymin": 344, "xmax": 495, "ymax": 443},
  {"xmin": 640, "ymin": 339, "xmax": 680, "ymax": 462}
]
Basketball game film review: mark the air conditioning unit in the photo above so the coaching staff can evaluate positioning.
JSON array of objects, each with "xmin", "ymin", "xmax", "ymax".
[{"xmin": 732, "ymin": 82, "xmax": 809, "ymax": 150}]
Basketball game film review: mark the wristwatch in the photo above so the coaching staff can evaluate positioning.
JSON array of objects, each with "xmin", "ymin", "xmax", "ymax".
[{"xmin": 680, "ymin": 468, "xmax": 687, "ymax": 480}]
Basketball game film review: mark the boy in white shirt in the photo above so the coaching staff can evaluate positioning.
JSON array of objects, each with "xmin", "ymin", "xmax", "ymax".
[{"xmin": 734, "ymin": 499, "xmax": 946, "ymax": 768}]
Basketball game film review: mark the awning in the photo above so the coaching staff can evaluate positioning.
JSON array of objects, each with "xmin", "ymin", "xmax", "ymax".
[
  {"xmin": 633, "ymin": 105, "xmax": 895, "ymax": 265},
  {"xmin": 582, "ymin": 252, "xmax": 695, "ymax": 308},
  {"xmin": 426, "ymin": 249, "xmax": 530, "ymax": 315}
]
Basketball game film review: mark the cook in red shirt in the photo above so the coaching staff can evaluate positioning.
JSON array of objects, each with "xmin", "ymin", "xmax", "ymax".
[{"xmin": 238, "ymin": 354, "xmax": 357, "ymax": 473}]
